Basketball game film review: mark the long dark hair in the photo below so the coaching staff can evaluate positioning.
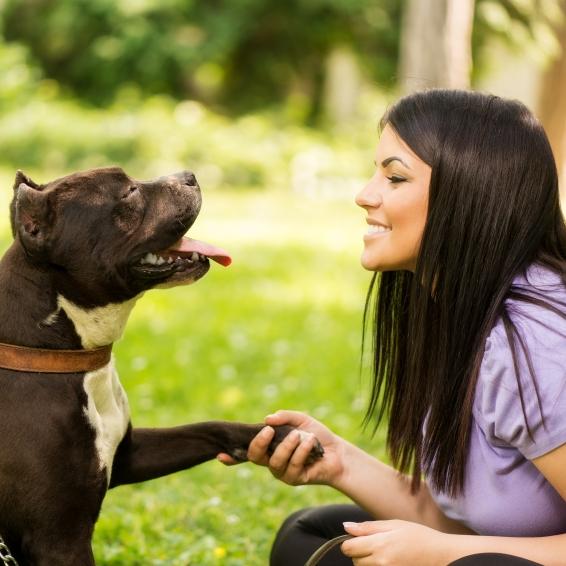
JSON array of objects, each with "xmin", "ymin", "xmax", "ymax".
[{"xmin": 363, "ymin": 89, "xmax": 566, "ymax": 497}]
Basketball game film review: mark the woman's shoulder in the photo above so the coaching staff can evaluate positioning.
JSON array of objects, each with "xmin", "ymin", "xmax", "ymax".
[
  {"xmin": 492, "ymin": 262, "xmax": 566, "ymax": 345},
  {"xmin": 483, "ymin": 262, "xmax": 566, "ymax": 382},
  {"xmin": 508, "ymin": 262, "xmax": 566, "ymax": 297},
  {"xmin": 474, "ymin": 263, "xmax": 566, "ymax": 459}
]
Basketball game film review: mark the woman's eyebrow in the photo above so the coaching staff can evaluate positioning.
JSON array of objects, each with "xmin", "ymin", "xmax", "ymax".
[{"xmin": 380, "ymin": 156, "xmax": 411, "ymax": 169}]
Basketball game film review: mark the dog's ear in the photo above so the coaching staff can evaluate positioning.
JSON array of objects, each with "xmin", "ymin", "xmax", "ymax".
[
  {"xmin": 13, "ymin": 180, "xmax": 51, "ymax": 258},
  {"xmin": 13, "ymin": 170, "xmax": 40, "ymax": 190},
  {"xmin": 10, "ymin": 170, "xmax": 41, "ymax": 238}
]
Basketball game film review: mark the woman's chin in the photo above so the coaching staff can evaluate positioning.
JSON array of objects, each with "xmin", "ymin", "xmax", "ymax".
[{"xmin": 360, "ymin": 253, "xmax": 382, "ymax": 272}]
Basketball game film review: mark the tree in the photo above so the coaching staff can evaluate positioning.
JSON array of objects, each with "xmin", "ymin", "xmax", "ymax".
[
  {"xmin": 398, "ymin": 0, "xmax": 475, "ymax": 94},
  {"xmin": 0, "ymin": 0, "xmax": 402, "ymax": 122},
  {"xmin": 537, "ymin": 0, "xmax": 566, "ymax": 196}
]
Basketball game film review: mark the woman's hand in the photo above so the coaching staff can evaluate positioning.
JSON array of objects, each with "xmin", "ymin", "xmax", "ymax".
[
  {"xmin": 218, "ymin": 410, "xmax": 348, "ymax": 487},
  {"xmin": 341, "ymin": 520, "xmax": 450, "ymax": 566}
]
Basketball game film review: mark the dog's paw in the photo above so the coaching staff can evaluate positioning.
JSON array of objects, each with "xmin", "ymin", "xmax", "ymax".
[
  {"xmin": 222, "ymin": 423, "xmax": 324, "ymax": 464},
  {"xmin": 268, "ymin": 424, "xmax": 324, "ymax": 465}
]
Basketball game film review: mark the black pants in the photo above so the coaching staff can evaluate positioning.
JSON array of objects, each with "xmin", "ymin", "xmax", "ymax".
[{"xmin": 270, "ymin": 505, "xmax": 543, "ymax": 566}]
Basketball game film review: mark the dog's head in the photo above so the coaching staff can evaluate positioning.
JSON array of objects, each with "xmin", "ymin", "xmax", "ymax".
[{"xmin": 9, "ymin": 167, "xmax": 231, "ymax": 307}]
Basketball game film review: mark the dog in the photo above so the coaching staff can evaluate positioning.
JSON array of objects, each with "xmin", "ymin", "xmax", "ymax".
[{"xmin": 0, "ymin": 167, "xmax": 322, "ymax": 565}]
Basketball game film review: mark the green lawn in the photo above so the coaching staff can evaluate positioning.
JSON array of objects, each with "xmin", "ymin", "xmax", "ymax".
[{"xmin": 0, "ymin": 172, "xmax": 387, "ymax": 565}]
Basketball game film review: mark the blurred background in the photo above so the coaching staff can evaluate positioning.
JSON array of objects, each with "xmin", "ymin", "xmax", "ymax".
[
  {"xmin": 0, "ymin": 1, "xmax": 565, "ymax": 564},
  {"xmin": 1, "ymin": 0, "xmax": 566, "ymax": 191}
]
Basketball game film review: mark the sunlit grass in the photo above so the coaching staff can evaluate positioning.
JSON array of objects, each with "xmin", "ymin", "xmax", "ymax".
[{"xmin": 0, "ymin": 170, "xmax": 386, "ymax": 565}]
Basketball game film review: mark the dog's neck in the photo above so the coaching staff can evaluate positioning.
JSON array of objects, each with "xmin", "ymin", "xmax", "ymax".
[
  {"xmin": 0, "ymin": 243, "xmax": 138, "ymax": 350},
  {"xmin": 55, "ymin": 295, "xmax": 137, "ymax": 349}
]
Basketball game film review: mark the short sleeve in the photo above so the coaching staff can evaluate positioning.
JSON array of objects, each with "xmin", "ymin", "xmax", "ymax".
[{"xmin": 474, "ymin": 302, "xmax": 566, "ymax": 460}]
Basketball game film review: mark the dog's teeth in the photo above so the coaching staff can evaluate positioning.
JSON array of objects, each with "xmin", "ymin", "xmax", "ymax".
[
  {"xmin": 191, "ymin": 252, "xmax": 199, "ymax": 261},
  {"xmin": 141, "ymin": 252, "xmax": 156, "ymax": 265},
  {"xmin": 167, "ymin": 257, "xmax": 173, "ymax": 264},
  {"xmin": 156, "ymin": 257, "xmax": 165, "ymax": 265}
]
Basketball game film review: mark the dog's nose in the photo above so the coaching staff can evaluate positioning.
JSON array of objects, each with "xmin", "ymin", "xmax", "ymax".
[
  {"xmin": 163, "ymin": 170, "xmax": 199, "ymax": 189},
  {"xmin": 177, "ymin": 171, "xmax": 198, "ymax": 188}
]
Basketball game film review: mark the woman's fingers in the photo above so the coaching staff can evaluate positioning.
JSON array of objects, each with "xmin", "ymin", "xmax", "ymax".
[
  {"xmin": 343, "ymin": 520, "xmax": 398, "ymax": 536},
  {"xmin": 269, "ymin": 431, "xmax": 321, "ymax": 484},
  {"xmin": 268, "ymin": 429, "xmax": 303, "ymax": 477},
  {"xmin": 265, "ymin": 410, "xmax": 311, "ymax": 428},
  {"xmin": 350, "ymin": 557, "xmax": 374, "ymax": 566},
  {"xmin": 341, "ymin": 535, "xmax": 376, "ymax": 558},
  {"xmin": 265, "ymin": 411, "xmax": 333, "ymax": 450},
  {"xmin": 282, "ymin": 432, "xmax": 318, "ymax": 480},
  {"xmin": 216, "ymin": 453, "xmax": 238, "ymax": 466},
  {"xmin": 244, "ymin": 412, "xmax": 333, "ymax": 485},
  {"xmin": 247, "ymin": 426, "xmax": 275, "ymax": 465}
]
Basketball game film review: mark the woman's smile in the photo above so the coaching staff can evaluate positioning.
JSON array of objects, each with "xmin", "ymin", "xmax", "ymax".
[{"xmin": 364, "ymin": 222, "xmax": 392, "ymax": 238}]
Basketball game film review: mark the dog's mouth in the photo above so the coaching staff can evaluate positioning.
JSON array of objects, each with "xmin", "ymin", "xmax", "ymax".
[{"xmin": 131, "ymin": 237, "xmax": 232, "ymax": 284}]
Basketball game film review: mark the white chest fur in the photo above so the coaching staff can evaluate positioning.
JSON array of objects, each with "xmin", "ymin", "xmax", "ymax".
[
  {"xmin": 52, "ymin": 295, "xmax": 138, "ymax": 482},
  {"xmin": 83, "ymin": 361, "xmax": 131, "ymax": 482},
  {"xmin": 57, "ymin": 295, "xmax": 138, "ymax": 349}
]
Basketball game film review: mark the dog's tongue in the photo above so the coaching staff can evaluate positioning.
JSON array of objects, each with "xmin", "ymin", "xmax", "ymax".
[{"xmin": 169, "ymin": 237, "xmax": 232, "ymax": 266}]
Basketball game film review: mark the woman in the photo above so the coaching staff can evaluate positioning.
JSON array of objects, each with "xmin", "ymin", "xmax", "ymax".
[{"xmin": 219, "ymin": 89, "xmax": 566, "ymax": 565}]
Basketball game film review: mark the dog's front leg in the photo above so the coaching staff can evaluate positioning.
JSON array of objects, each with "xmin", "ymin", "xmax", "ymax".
[{"xmin": 109, "ymin": 421, "xmax": 311, "ymax": 487}]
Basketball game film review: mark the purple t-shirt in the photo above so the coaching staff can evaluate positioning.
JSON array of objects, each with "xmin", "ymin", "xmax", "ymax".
[{"xmin": 429, "ymin": 263, "xmax": 566, "ymax": 536}]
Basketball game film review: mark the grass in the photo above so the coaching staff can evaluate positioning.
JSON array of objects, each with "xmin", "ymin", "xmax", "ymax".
[{"xmin": 0, "ymin": 170, "xmax": 387, "ymax": 565}]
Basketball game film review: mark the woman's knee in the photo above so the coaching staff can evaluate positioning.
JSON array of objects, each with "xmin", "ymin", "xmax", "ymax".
[{"xmin": 270, "ymin": 505, "xmax": 371, "ymax": 566}]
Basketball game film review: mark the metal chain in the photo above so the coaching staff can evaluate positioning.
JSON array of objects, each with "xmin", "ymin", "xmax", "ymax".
[{"xmin": 0, "ymin": 534, "xmax": 18, "ymax": 566}]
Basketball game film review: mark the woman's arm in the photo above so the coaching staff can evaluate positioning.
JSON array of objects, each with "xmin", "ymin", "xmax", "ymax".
[
  {"xmin": 341, "ymin": 442, "xmax": 566, "ymax": 565},
  {"xmin": 333, "ymin": 439, "xmax": 473, "ymax": 534},
  {"xmin": 340, "ymin": 520, "xmax": 566, "ymax": 565},
  {"xmin": 238, "ymin": 411, "xmax": 472, "ymax": 534}
]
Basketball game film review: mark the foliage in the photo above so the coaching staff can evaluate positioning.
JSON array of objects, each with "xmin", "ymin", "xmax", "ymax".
[
  {"xmin": 473, "ymin": 0, "xmax": 565, "ymax": 77},
  {"xmin": 0, "ymin": 78, "xmax": 380, "ymax": 190},
  {"xmin": 0, "ymin": 0, "xmax": 401, "ymax": 120},
  {"xmin": 1, "ymin": 0, "xmax": 563, "ymax": 124},
  {"xmin": 0, "ymin": 32, "xmax": 41, "ymax": 111},
  {"xmin": 0, "ymin": 180, "xmax": 384, "ymax": 565}
]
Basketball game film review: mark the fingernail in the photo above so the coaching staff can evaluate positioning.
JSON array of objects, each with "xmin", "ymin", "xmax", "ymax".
[{"xmin": 343, "ymin": 522, "xmax": 356, "ymax": 529}]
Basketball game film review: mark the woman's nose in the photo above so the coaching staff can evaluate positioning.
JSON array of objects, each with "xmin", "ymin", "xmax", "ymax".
[{"xmin": 355, "ymin": 178, "xmax": 382, "ymax": 208}]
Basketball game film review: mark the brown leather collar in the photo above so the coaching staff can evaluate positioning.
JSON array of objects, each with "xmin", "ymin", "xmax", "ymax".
[{"xmin": 0, "ymin": 342, "xmax": 113, "ymax": 373}]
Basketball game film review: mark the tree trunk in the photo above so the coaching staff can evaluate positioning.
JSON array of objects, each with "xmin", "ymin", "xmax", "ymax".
[
  {"xmin": 537, "ymin": 1, "xmax": 566, "ymax": 202},
  {"xmin": 399, "ymin": 0, "xmax": 475, "ymax": 95},
  {"xmin": 322, "ymin": 46, "xmax": 362, "ymax": 127}
]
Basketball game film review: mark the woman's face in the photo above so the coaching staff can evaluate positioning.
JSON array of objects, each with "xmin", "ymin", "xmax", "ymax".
[{"xmin": 355, "ymin": 124, "xmax": 431, "ymax": 272}]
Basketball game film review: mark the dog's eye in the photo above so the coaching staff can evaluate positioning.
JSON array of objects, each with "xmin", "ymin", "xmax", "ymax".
[{"xmin": 121, "ymin": 186, "xmax": 138, "ymax": 199}]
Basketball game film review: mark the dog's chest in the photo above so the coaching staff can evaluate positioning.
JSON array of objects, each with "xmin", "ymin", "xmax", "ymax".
[
  {"xmin": 83, "ymin": 361, "xmax": 130, "ymax": 482},
  {"xmin": 50, "ymin": 295, "xmax": 137, "ymax": 481}
]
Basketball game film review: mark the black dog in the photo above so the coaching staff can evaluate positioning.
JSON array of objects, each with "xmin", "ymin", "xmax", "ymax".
[{"xmin": 0, "ymin": 167, "xmax": 321, "ymax": 565}]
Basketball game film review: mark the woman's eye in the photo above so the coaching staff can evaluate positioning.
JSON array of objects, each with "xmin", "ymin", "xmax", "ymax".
[{"xmin": 387, "ymin": 175, "xmax": 406, "ymax": 185}]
